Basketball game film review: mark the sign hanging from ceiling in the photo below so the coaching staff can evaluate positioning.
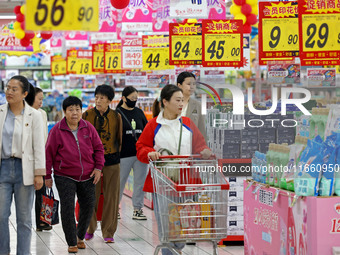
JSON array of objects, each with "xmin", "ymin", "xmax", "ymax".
[{"xmin": 26, "ymin": 0, "xmax": 99, "ymax": 31}]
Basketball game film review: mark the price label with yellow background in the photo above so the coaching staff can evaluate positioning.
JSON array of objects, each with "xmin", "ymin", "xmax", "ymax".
[
  {"xmin": 259, "ymin": 1, "xmax": 299, "ymax": 65},
  {"xmin": 92, "ymin": 43, "xmax": 104, "ymax": 73},
  {"xmin": 51, "ymin": 55, "xmax": 66, "ymax": 76},
  {"xmin": 104, "ymin": 43, "xmax": 123, "ymax": 73},
  {"xmin": 142, "ymin": 35, "xmax": 173, "ymax": 71},
  {"xmin": 202, "ymin": 20, "xmax": 243, "ymax": 67},
  {"xmin": 75, "ymin": 50, "xmax": 95, "ymax": 75},
  {"xmin": 169, "ymin": 23, "xmax": 202, "ymax": 65},
  {"xmin": 67, "ymin": 49, "xmax": 78, "ymax": 74},
  {"xmin": 298, "ymin": 0, "xmax": 340, "ymax": 66},
  {"xmin": 26, "ymin": 0, "xmax": 98, "ymax": 31}
]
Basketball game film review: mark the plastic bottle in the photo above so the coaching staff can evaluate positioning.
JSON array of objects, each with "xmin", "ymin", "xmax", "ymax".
[
  {"xmin": 317, "ymin": 108, "xmax": 330, "ymax": 140},
  {"xmin": 131, "ymin": 119, "xmax": 136, "ymax": 130},
  {"xmin": 260, "ymin": 153, "xmax": 267, "ymax": 183},
  {"xmin": 309, "ymin": 108, "xmax": 320, "ymax": 139},
  {"xmin": 273, "ymin": 145, "xmax": 283, "ymax": 187},
  {"xmin": 279, "ymin": 146, "xmax": 291, "ymax": 189},
  {"xmin": 265, "ymin": 144, "xmax": 275, "ymax": 185},
  {"xmin": 287, "ymin": 206, "xmax": 297, "ymax": 255}
]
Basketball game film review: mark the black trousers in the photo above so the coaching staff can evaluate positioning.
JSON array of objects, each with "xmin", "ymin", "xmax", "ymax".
[{"xmin": 54, "ymin": 175, "xmax": 96, "ymax": 246}]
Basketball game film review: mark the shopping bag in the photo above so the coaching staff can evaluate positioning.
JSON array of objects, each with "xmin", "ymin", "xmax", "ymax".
[
  {"xmin": 49, "ymin": 189, "xmax": 59, "ymax": 225},
  {"xmin": 40, "ymin": 188, "xmax": 59, "ymax": 225}
]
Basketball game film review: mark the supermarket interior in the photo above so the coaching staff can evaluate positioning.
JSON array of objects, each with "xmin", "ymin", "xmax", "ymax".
[{"xmin": 0, "ymin": 0, "xmax": 340, "ymax": 254}]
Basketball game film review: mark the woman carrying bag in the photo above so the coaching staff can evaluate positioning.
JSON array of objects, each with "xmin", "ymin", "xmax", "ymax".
[{"xmin": 116, "ymin": 86, "xmax": 148, "ymax": 220}]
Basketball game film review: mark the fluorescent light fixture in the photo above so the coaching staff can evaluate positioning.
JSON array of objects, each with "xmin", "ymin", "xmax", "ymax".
[{"xmin": 0, "ymin": 16, "xmax": 16, "ymax": 19}]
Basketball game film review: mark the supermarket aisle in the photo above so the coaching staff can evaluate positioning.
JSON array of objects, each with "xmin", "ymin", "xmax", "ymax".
[{"xmin": 8, "ymin": 194, "xmax": 244, "ymax": 255}]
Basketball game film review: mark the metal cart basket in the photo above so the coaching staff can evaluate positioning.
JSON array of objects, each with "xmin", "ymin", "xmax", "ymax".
[{"xmin": 150, "ymin": 155, "xmax": 229, "ymax": 255}]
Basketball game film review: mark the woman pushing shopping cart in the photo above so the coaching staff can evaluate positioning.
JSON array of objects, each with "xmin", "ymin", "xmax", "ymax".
[{"xmin": 136, "ymin": 85, "xmax": 229, "ymax": 255}]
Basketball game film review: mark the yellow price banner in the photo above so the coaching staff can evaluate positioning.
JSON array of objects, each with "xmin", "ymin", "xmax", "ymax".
[
  {"xmin": 202, "ymin": 20, "xmax": 243, "ymax": 67},
  {"xmin": 301, "ymin": 14, "xmax": 339, "ymax": 52},
  {"xmin": 142, "ymin": 48, "xmax": 172, "ymax": 71},
  {"xmin": 299, "ymin": 0, "xmax": 340, "ymax": 66},
  {"xmin": 170, "ymin": 35, "xmax": 202, "ymax": 65},
  {"xmin": 204, "ymin": 34, "xmax": 241, "ymax": 62},
  {"xmin": 262, "ymin": 18, "xmax": 299, "ymax": 52},
  {"xmin": 92, "ymin": 43, "xmax": 104, "ymax": 72},
  {"xmin": 26, "ymin": 0, "xmax": 99, "ymax": 31},
  {"xmin": 51, "ymin": 56, "xmax": 66, "ymax": 76},
  {"xmin": 104, "ymin": 43, "xmax": 122, "ymax": 73},
  {"xmin": 75, "ymin": 58, "xmax": 94, "ymax": 75},
  {"xmin": 169, "ymin": 23, "xmax": 202, "ymax": 65}
]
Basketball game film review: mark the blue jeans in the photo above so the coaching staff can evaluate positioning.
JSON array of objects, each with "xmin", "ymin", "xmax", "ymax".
[
  {"xmin": 152, "ymin": 193, "xmax": 185, "ymax": 255},
  {"xmin": 119, "ymin": 156, "xmax": 148, "ymax": 210},
  {"xmin": 0, "ymin": 158, "xmax": 34, "ymax": 255}
]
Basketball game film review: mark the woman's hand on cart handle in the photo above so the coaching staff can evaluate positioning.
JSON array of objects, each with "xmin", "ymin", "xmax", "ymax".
[
  {"xmin": 148, "ymin": 151, "xmax": 161, "ymax": 161},
  {"xmin": 200, "ymin": 148, "xmax": 213, "ymax": 159}
]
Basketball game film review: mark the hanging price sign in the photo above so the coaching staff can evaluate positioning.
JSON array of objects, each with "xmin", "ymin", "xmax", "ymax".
[
  {"xmin": 259, "ymin": 2, "xmax": 299, "ymax": 65},
  {"xmin": 202, "ymin": 19, "xmax": 243, "ymax": 67},
  {"xmin": 104, "ymin": 43, "xmax": 124, "ymax": 73},
  {"xmin": 298, "ymin": 0, "xmax": 340, "ymax": 66},
  {"xmin": 122, "ymin": 38, "xmax": 143, "ymax": 69},
  {"xmin": 92, "ymin": 43, "xmax": 104, "ymax": 72},
  {"xmin": 26, "ymin": 0, "xmax": 99, "ymax": 31},
  {"xmin": 142, "ymin": 35, "xmax": 173, "ymax": 71},
  {"xmin": 51, "ymin": 55, "xmax": 66, "ymax": 76},
  {"xmin": 169, "ymin": 23, "xmax": 202, "ymax": 65},
  {"xmin": 67, "ymin": 49, "xmax": 78, "ymax": 74},
  {"xmin": 75, "ymin": 50, "xmax": 95, "ymax": 75}
]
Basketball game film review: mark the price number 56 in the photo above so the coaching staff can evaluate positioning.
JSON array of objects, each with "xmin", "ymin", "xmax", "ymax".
[{"xmin": 34, "ymin": 0, "xmax": 93, "ymax": 26}]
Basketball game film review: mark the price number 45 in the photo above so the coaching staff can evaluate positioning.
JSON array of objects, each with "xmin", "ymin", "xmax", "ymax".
[
  {"xmin": 35, "ymin": 0, "xmax": 93, "ymax": 26},
  {"xmin": 207, "ymin": 40, "xmax": 240, "ymax": 59},
  {"xmin": 269, "ymin": 26, "xmax": 298, "ymax": 48}
]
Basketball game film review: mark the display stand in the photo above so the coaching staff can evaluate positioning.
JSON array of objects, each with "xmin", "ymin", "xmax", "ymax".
[
  {"xmin": 244, "ymin": 180, "xmax": 340, "ymax": 255},
  {"xmin": 218, "ymin": 158, "xmax": 252, "ymax": 244}
]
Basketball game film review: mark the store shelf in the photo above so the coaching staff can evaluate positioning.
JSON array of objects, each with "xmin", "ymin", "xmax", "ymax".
[
  {"xmin": 0, "ymin": 66, "xmax": 51, "ymax": 70},
  {"xmin": 43, "ymin": 87, "xmax": 156, "ymax": 93}
]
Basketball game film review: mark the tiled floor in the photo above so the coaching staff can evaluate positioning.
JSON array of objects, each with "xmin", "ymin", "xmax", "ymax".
[{"xmin": 8, "ymin": 192, "xmax": 244, "ymax": 255}]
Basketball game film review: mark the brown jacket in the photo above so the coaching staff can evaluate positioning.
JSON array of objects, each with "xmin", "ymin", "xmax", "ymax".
[{"xmin": 83, "ymin": 107, "xmax": 122, "ymax": 165}]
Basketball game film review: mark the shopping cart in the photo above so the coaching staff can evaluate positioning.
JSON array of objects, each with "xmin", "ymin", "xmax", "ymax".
[{"xmin": 150, "ymin": 155, "xmax": 229, "ymax": 255}]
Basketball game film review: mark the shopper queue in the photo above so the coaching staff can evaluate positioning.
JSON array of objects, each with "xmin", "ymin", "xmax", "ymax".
[{"xmin": 0, "ymin": 72, "xmax": 208, "ymax": 254}]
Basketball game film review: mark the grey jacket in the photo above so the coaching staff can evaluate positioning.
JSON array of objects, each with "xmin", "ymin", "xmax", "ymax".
[{"xmin": 186, "ymin": 97, "xmax": 207, "ymax": 141}]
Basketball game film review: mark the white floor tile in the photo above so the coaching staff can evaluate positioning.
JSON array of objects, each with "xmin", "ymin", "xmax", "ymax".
[{"xmin": 7, "ymin": 193, "xmax": 244, "ymax": 255}]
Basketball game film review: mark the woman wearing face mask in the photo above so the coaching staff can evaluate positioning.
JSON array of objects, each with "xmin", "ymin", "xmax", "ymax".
[
  {"xmin": 116, "ymin": 86, "xmax": 148, "ymax": 220},
  {"xmin": 177, "ymin": 71, "xmax": 207, "ymax": 141}
]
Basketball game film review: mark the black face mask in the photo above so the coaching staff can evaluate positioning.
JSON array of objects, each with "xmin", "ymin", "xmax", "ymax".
[{"xmin": 125, "ymin": 98, "xmax": 137, "ymax": 108}]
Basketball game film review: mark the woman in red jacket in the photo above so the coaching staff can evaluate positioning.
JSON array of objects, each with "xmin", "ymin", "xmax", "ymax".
[
  {"xmin": 45, "ymin": 96, "xmax": 104, "ymax": 253},
  {"xmin": 136, "ymin": 84, "xmax": 211, "ymax": 255}
]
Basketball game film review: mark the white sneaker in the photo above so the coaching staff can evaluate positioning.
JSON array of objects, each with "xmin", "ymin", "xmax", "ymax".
[{"xmin": 132, "ymin": 209, "xmax": 147, "ymax": 220}]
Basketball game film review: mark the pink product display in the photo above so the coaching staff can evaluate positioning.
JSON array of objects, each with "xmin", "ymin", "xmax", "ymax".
[{"xmin": 244, "ymin": 181, "xmax": 340, "ymax": 255}]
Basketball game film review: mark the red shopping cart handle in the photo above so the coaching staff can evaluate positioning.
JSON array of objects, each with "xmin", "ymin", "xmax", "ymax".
[{"xmin": 157, "ymin": 154, "xmax": 216, "ymax": 159}]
